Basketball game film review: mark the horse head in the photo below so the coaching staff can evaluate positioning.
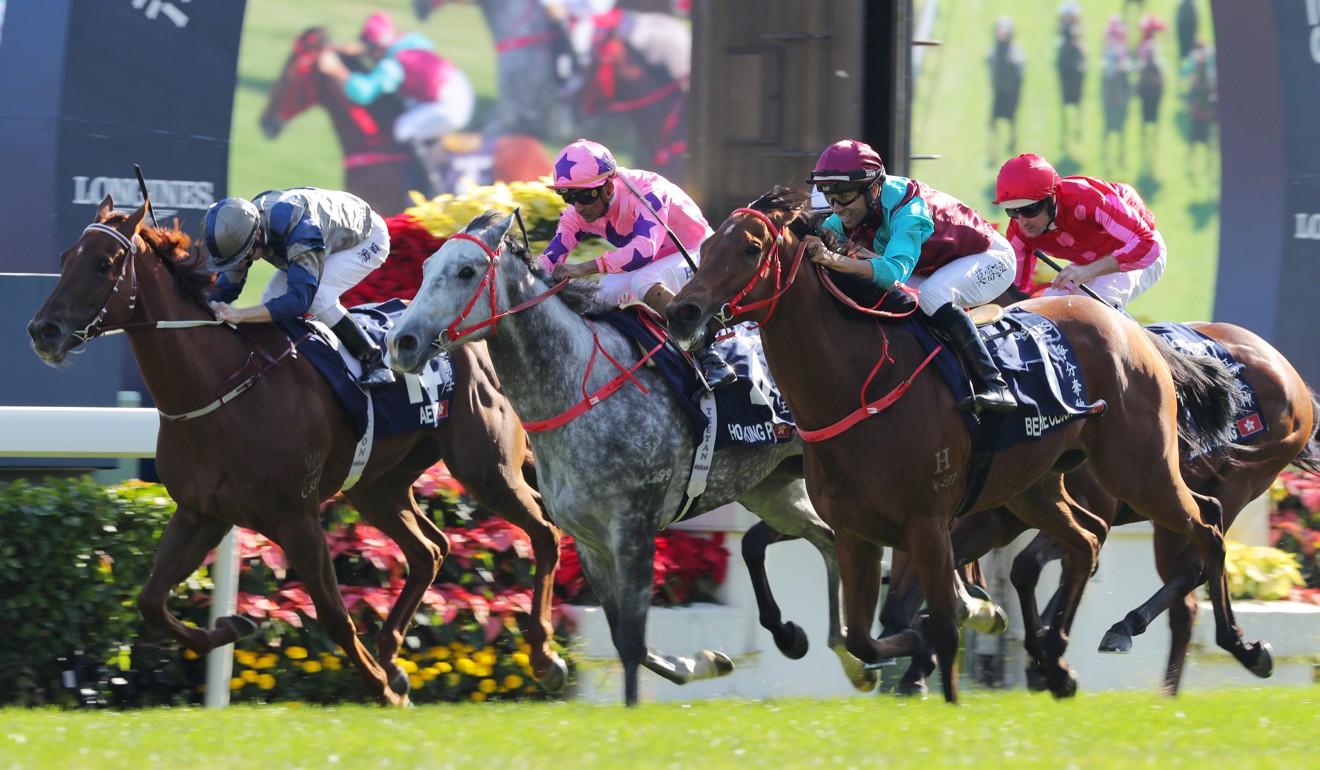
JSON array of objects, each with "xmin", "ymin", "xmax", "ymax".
[
  {"xmin": 668, "ymin": 186, "xmax": 813, "ymax": 351},
  {"xmin": 388, "ymin": 210, "xmax": 520, "ymax": 373},
  {"xmin": 260, "ymin": 27, "xmax": 334, "ymax": 139},
  {"xmin": 28, "ymin": 195, "xmax": 150, "ymax": 364}
]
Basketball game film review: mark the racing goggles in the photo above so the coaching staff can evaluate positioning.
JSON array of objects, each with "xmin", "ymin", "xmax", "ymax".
[
  {"xmin": 555, "ymin": 186, "xmax": 605, "ymax": 206},
  {"xmin": 815, "ymin": 180, "xmax": 873, "ymax": 208},
  {"xmin": 1004, "ymin": 199, "xmax": 1050, "ymax": 219}
]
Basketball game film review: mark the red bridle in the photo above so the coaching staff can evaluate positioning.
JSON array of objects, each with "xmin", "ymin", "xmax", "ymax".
[
  {"xmin": 716, "ymin": 207, "xmax": 809, "ymax": 328},
  {"xmin": 437, "ymin": 232, "xmax": 568, "ymax": 344}
]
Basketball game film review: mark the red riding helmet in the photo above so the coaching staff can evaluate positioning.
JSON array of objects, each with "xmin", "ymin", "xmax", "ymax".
[
  {"xmin": 807, "ymin": 140, "xmax": 886, "ymax": 185},
  {"xmin": 994, "ymin": 154, "xmax": 1061, "ymax": 208}
]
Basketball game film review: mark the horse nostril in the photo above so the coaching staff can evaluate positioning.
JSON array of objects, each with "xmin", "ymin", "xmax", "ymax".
[
  {"xmin": 397, "ymin": 334, "xmax": 416, "ymax": 353},
  {"xmin": 673, "ymin": 303, "xmax": 699, "ymax": 323},
  {"xmin": 29, "ymin": 320, "xmax": 59, "ymax": 344}
]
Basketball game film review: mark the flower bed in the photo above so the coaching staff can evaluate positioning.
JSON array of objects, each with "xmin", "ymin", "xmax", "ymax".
[{"xmin": 1268, "ymin": 469, "xmax": 1320, "ymax": 605}]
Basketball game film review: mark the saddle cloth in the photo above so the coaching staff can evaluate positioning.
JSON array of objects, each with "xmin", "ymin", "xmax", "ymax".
[
  {"xmin": 910, "ymin": 307, "xmax": 1107, "ymax": 451},
  {"xmin": 1145, "ymin": 322, "xmax": 1266, "ymax": 449},
  {"xmin": 276, "ymin": 299, "xmax": 455, "ymax": 441},
  {"xmin": 598, "ymin": 307, "xmax": 795, "ymax": 450}
]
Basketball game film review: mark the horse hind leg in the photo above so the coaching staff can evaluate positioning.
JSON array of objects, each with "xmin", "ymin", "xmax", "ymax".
[{"xmin": 137, "ymin": 510, "xmax": 256, "ymax": 654}]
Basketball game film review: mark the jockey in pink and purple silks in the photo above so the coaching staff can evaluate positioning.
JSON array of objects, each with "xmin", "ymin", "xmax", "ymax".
[{"xmin": 539, "ymin": 138, "xmax": 736, "ymax": 389}]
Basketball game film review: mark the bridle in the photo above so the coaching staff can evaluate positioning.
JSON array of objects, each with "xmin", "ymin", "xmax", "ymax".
[
  {"xmin": 436, "ymin": 232, "xmax": 568, "ymax": 344},
  {"xmin": 72, "ymin": 223, "xmax": 142, "ymax": 345},
  {"xmin": 714, "ymin": 207, "xmax": 809, "ymax": 328}
]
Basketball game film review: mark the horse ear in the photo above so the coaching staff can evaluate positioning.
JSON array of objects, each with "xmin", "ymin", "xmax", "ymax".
[
  {"xmin": 486, "ymin": 209, "xmax": 516, "ymax": 249},
  {"xmin": 96, "ymin": 195, "xmax": 115, "ymax": 222},
  {"xmin": 125, "ymin": 203, "xmax": 148, "ymax": 235}
]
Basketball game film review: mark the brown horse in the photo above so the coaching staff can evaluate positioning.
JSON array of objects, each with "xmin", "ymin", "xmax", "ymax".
[
  {"xmin": 939, "ymin": 321, "xmax": 1320, "ymax": 695},
  {"xmin": 666, "ymin": 187, "xmax": 1269, "ymax": 703},
  {"xmin": 26, "ymin": 197, "xmax": 564, "ymax": 706},
  {"xmin": 260, "ymin": 27, "xmax": 419, "ymax": 216}
]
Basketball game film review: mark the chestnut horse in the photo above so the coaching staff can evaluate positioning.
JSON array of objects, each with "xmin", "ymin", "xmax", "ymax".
[
  {"xmin": 27, "ymin": 197, "xmax": 564, "ymax": 706},
  {"xmin": 942, "ymin": 322, "xmax": 1320, "ymax": 695},
  {"xmin": 260, "ymin": 27, "xmax": 419, "ymax": 216},
  {"xmin": 666, "ymin": 187, "xmax": 1270, "ymax": 703},
  {"xmin": 383, "ymin": 210, "xmax": 1003, "ymax": 705}
]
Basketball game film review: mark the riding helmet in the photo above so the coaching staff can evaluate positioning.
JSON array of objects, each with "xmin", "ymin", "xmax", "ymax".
[
  {"xmin": 994, "ymin": 153, "xmax": 1061, "ymax": 208},
  {"xmin": 553, "ymin": 139, "xmax": 617, "ymax": 188},
  {"xmin": 807, "ymin": 140, "xmax": 886, "ymax": 185},
  {"xmin": 203, "ymin": 197, "xmax": 261, "ymax": 269}
]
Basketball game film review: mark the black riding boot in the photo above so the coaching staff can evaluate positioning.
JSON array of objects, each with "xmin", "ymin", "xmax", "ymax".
[
  {"xmin": 695, "ymin": 344, "xmax": 738, "ymax": 390},
  {"xmin": 928, "ymin": 302, "xmax": 1017, "ymax": 414},
  {"xmin": 330, "ymin": 316, "xmax": 396, "ymax": 389}
]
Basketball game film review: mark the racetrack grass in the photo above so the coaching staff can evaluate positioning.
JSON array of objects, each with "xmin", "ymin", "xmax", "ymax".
[{"xmin": 4, "ymin": 687, "xmax": 1317, "ymax": 770}]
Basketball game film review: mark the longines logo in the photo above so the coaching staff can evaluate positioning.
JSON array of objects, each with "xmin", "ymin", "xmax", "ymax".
[
  {"xmin": 72, "ymin": 175, "xmax": 216, "ymax": 220},
  {"xmin": 1294, "ymin": 213, "xmax": 1320, "ymax": 240}
]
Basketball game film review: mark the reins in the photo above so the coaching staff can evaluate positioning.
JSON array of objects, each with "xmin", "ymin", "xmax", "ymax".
[
  {"xmin": 718, "ymin": 204, "xmax": 940, "ymax": 441},
  {"xmin": 438, "ymin": 232, "xmax": 570, "ymax": 343}
]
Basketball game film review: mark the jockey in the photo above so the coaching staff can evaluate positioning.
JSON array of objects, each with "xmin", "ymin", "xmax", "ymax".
[
  {"xmin": 203, "ymin": 188, "xmax": 396, "ymax": 389},
  {"xmin": 321, "ymin": 11, "xmax": 475, "ymax": 191},
  {"xmin": 994, "ymin": 153, "xmax": 1165, "ymax": 308},
  {"xmin": 808, "ymin": 139, "xmax": 1018, "ymax": 414},
  {"xmin": 539, "ymin": 138, "xmax": 737, "ymax": 390}
]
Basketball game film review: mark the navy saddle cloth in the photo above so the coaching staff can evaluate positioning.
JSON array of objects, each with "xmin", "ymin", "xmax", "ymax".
[
  {"xmin": 275, "ymin": 299, "xmax": 455, "ymax": 441},
  {"xmin": 910, "ymin": 307, "xmax": 1107, "ymax": 451},
  {"xmin": 597, "ymin": 308, "xmax": 795, "ymax": 450},
  {"xmin": 1146, "ymin": 322, "xmax": 1266, "ymax": 446}
]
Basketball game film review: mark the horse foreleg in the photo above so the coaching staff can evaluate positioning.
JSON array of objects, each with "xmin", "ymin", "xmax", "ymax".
[
  {"xmin": 883, "ymin": 551, "xmax": 933, "ymax": 696},
  {"xmin": 741, "ymin": 475, "xmax": 875, "ymax": 692},
  {"xmin": 836, "ymin": 536, "xmax": 921, "ymax": 674},
  {"xmin": 137, "ymin": 510, "xmax": 248, "ymax": 654},
  {"xmin": 1098, "ymin": 531, "xmax": 1201, "ymax": 655},
  {"xmin": 1008, "ymin": 531, "xmax": 1060, "ymax": 692},
  {"xmin": 276, "ymin": 516, "xmax": 404, "ymax": 706},
  {"xmin": 346, "ymin": 484, "xmax": 447, "ymax": 697},
  {"xmin": 740, "ymin": 521, "xmax": 808, "ymax": 659}
]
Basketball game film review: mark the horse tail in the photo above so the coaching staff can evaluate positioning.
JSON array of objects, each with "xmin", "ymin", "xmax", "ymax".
[
  {"xmin": 1291, "ymin": 391, "xmax": 1320, "ymax": 476},
  {"xmin": 1146, "ymin": 330, "xmax": 1242, "ymax": 454}
]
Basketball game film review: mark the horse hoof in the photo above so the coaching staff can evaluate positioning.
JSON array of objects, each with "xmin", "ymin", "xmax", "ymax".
[
  {"xmin": 701, "ymin": 649, "xmax": 735, "ymax": 678},
  {"xmin": 1248, "ymin": 641, "xmax": 1274, "ymax": 679},
  {"xmin": 895, "ymin": 679, "xmax": 929, "ymax": 698},
  {"xmin": 1050, "ymin": 668, "xmax": 1079, "ymax": 700},
  {"xmin": 217, "ymin": 614, "xmax": 261, "ymax": 640},
  {"xmin": 1098, "ymin": 627, "xmax": 1133, "ymax": 654},
  {"xmin": 536, "ymin": 656, "xmax": 570, "ymax": 694},
  {"xmin": 965, "ymin": 582, "xmax": 992, "ymax": 603},
  {"xmin": 1025, "ymin": 663, "xmax": 1049, "ymax": 693},
  {"xmin": 388, "ymin": 667, "xmax": 411, "ymax": 697},
  {"xmin": 776, "ymin": 622, "xmax": 809, "ymax": 660}
]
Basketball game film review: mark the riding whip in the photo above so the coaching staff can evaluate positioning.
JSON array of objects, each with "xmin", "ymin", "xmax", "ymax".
[
  {"xmin": 615, "ymin": 173, "xmax": 700, "ymax": 274},
  {"xmin": 134, "ymin": 164, "xmax": 159, "ymax": 228},
  {"xmin": 1033, "ymin": 249, "xmax": 1111, "ymax": 306}
]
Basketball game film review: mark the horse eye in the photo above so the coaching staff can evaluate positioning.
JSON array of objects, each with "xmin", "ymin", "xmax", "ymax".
[
  {"xmin": 457, "ymin": 265, "xmax": 477, "ymax": 280},
  {"xmin": 94, "ymin": 257, "xmax": 112, "ymax": 276},
  {"xmin": 743, "ymin": 244, "xmax": 763, "ymax": 259}
]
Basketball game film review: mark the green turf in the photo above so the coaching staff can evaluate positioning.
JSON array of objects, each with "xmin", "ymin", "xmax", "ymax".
[
  {"xmin": 3, "ymin": 687, "xmax": 1317, "ymax": 769},
  {"xmin": 910, "ymin": 0, "xmax": 1219, "ymax": 323}
]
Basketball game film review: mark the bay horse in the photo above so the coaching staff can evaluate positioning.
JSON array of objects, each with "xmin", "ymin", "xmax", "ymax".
[
  {"xmin": 260, "ymin": 27, "xmax": 420, "ymax": 216},
  {"xmin": 384, "ymin": 211, "xmax": 996, "ymax": 705},
  {"xmin": 665, "ymin": 187, "xmax": 1270, "ymax": 703},
  {"xmin": 938, "ymin": 321, "xmax": 1319, "ymax": 695},
  {"xmin": 27, "ymin": 197, "xmax": 564, "ymax": 706}
]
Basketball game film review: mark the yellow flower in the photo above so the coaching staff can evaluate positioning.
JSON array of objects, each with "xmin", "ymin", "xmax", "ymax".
[
  {"xmin": 257, "ymin": 674, "xmax": 277, "ymax": 690},
  {"xmin": 240, "ymin": 669, "xmax": 259, "ymax": 683},
  {"xmin": 400, "ymin": 659, "xmax": 419, "ymax": 674},
  {"xmin": 511, "ymin": 652, "xmax": 530, "ymax": 668},
  {"xmin": 430, "ymin": 647, "xmax": 451, "ymax": 661},
  {"xmin": 455, "ymin": 658, "xmax": 476, "ymax": 675},
  {"xmin": 302, "ymin": 660, "xmax": 323, "ymax": 674},
  {"xmin": 474, "ymin": 665, "xmax": 492, "ymax": 678},
  {"xmin": 435, "ymin": 662, "xmax": 452, "ymax": 674},
  {"xmin": 421, "ymin": 667, "xmax": 439, "ymax": 681},
  {"xmin": 229, "ymin": 678, "xmax": 245, "ymax": 690},
  {"xmin": 474, "ymin": 650, "xmax": 496, "ymax": 667},
  {"xmin": 254, "ymin": 654, "xmax": 278, "ymax": 669},
  {"xmin": 504, "ymin": 674, "xmax": 524, "ymax": 690},
  {"xmin": 284, "ymin": 646, "xmax": 309, "ymax": 660},
  {"xmin": 409, "ymin": 674, "xmax": 424, "ymax": 690},
  {"xmin": 470, "ymin": 691, "xmax": 487, "ymax": 702},
  {"xmin": 321, "ymin": 655, "xmax": 342, "ymax": 671},
  {"xmin": 478, "ymin": 678, "xmax": 498, "ymax": 694},
  {"xmin": 234, "ymin": 650, "xmax": 257, "ymax": 666},
  {"xmin": 182, "ymin": 648, "xmax": 200, "ymax": 660}
]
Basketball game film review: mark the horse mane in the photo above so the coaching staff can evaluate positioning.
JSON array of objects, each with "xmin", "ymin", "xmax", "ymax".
[
  {"xmin": 466, "ymin": 209, "xmax": 601, "ymax": 314},
  {"xmin": 102, "ymin": 212, "xmax": 215, "ymax": 308},
  {"xmin": 747, "ymin": 185, "xmax": 810, "ymax": 216}
]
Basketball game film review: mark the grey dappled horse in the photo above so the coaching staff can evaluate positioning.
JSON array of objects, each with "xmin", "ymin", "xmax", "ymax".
[{"xmin": 384, "ymin": 211, "xmax": 879, "ymax": 705}]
